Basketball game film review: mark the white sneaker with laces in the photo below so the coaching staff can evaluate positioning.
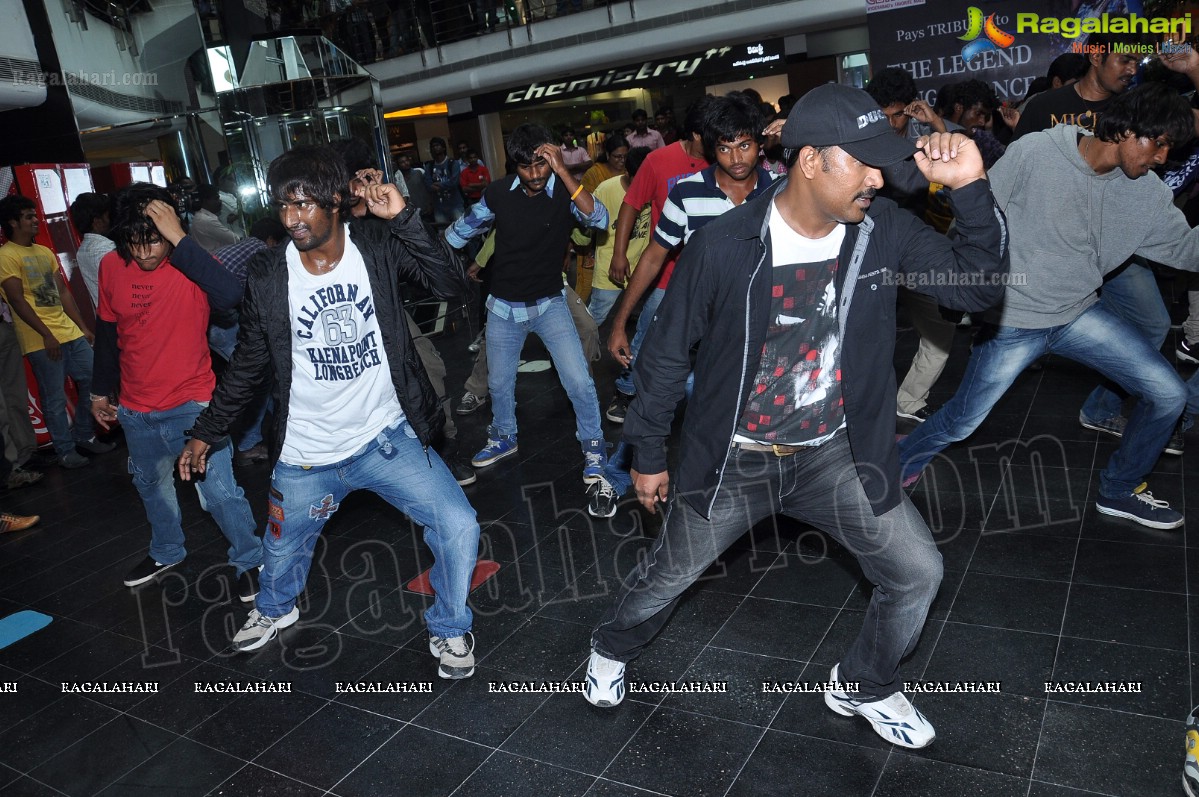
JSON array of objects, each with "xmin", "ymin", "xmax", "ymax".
[
  {"xmin": 823, "ymin": 664, "xmax": 935, "ymax": 748},
  {"xmin": 584, "ymin": 650, "xmax": 626, "ymax": 707},
  {"xmin": 232, "ymin": 606, "xmax": 300, "ymax": 652},
  {"xmin": 429, "ymin": 632, "xmax": 476, "ymax": 679}
]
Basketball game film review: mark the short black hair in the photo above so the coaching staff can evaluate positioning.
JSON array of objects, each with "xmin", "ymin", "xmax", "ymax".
[
  {"xmin": 506, "ymin": 123, "xmax": 554, "ymax": 164},
  {"xmin": 0, "ymin": 195, "xmax": 35, "ymax": 238},
  {"xmin": 945, "ymin": 79, "xmax": 998, "ymax": 117},
  {"xmin": 429, "ymin": 136, "xmax": 447, "ymax": 151},
  {"xmin": 681, "ymin": 95, "xmax": 717, "ymax": 138},
  {"xmin": 701, "ymin": 93, "xmax": 764, "ymax": 163},
  {"xmin": 866, "ymin": 67, "xmax": 918, "ymax": 108},
  {"xmin": 330, "ymin": 137, "xmax": 378, "ymax": 174},
  {"xmin": 631, "ymin": 109, "xmax": 648, "ymax": 121},
  {"xmin": 110, "ymin": 182, "xmax": 177, "ymax": 260},
  {"xmin": 69, "ymin": 192, "xmax": 111, "ymax": 237},
  {"xmin": 196, "ymin": 184, "xmax": 221, "ymax": 204},
  {"xmin": 268, "ymin": 144, "xmax": 353, "ymax": 219},
  {"xmin": 626, "ymin": 146, "xmax": 651, "ymax": 179},
  {"xmin": 603, "ymin": 134, "xmax": 629, "ymax": 155},
  {"xmin": 1094, "ymin": 81, "xmax": 1194, "ymax": 146},
  {"xmin": 248, "ymin": 217, "xmax": 288, "ymax": 244},
  {"xmin": 1047, "ymin": 52, "xmax": 1089, "ymax": 83}
]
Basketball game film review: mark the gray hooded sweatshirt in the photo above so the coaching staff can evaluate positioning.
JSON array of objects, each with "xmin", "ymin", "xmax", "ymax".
[{"xmin": 987, "ymin": 123, "xmax": 1199, "ymax": 329}]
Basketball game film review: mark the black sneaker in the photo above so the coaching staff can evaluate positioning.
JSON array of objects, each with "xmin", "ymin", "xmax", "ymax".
[
  {"xmin": 1165, "ymin": 421, "xmax": 1186, "ymax": 456},
  {"xmin": 448, "ymin": 455, "xmax": 477, "ymax": 486},
  {"xmin": 1179, "ymin": 338, "xmax": 1199, "ymax": 365},
  {"xmin": 123, "ymin": 556, "xmax": 179, "ymax": 587},
  {"xmin": 238, "ymin": 565, "xmax": 262, "ymax": 603},
  {"xmin": 606, "ymin": 392, "xmax": 633, "ymax": 424},
  {"xmin": 456, "ymin": 392, "xmax": 488, "ymax": 416},
  {"xmin": 897, "ymin": 405, "xmax": 936, "ymax": 423},
  {"xmin": 76, "ymin": 437, "xmax": 115, "ymax": 455}
]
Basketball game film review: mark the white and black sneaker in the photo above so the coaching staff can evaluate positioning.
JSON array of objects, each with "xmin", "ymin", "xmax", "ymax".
[
  {"xmin": 232, "ymin": 607, "xmax": 300, "ymax": 652},
  {"xmin": 587, "ymin": 478, "xmax": 618, "ymax": 518},
  {"xmin": 824, "ymin": 664, "xmax": 935, "ymax": 749},
  {"xmin": 123, "ymin": 556, "xmax": 180, "ymax": 587},
  {"xmin": 584, "ymin": 650, "xmax": 626, "ymax": 707},
  {"xmin": 430, "ymin": 632, "xmax": 476, "ymax": 679}
]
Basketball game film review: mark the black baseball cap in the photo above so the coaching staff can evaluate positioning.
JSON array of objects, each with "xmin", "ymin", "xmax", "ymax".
[{"xmin": 781, "ymin": 83, "xmax": 917, "ymax": 168}]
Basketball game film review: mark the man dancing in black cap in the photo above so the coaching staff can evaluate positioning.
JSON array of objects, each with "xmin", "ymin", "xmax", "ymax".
[{"xmin": 582, "ymin": 84, "xmax": 1009, "ymax": 749}]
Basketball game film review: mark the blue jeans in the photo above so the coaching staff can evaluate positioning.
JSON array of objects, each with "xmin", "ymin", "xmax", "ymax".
[
  {"xmin": 587, "ymin": 287, "xmax": 621, "ymax": 328},
  {"xmin": 261, "ymin": 420, "xmax": 479, "ymax": 638},
  {"xmin": 485, "ymin": 291, "xmax": 603, "ymax": 445},
  {"xmin": 27, "ymin": 337, "xmax": 95, "ymax": 456},
  {"xmin": 1079, "ymin": 260, "xmax": 1171, "ymax": 423},
  {"xmin": 592, "ymin": 431, "xmax": 942, "ymax": 699},
  {"xmin": 615, "ymin": 287, "xmax": 664, "ymax": 397},
  {"xmin": 119, "ymin": 401, "xmax": 262, "ymax": 574},
  {"xmin": 900, "ymin": 305, "xmax": 1186, "ymax": 499}
]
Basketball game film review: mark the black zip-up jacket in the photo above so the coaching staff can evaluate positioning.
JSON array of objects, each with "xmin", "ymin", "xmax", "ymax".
[
  {"xmin": 189, "ymin": 207, "xmax": 468, "ymax": 461},
  {"xmin": 623, "ymin": 177, "xmax": 1009, "ymax": 519}
]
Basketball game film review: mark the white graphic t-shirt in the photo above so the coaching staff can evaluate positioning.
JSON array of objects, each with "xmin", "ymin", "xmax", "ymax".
[{"xmin": 280, "ymin": 237, "xmax": 405, "ymax": 465}]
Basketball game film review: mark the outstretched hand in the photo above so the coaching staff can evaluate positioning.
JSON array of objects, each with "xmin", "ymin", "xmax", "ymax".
[{"xmin": 912, "ymin": 132, "xmax": 985, "ymax": 190}]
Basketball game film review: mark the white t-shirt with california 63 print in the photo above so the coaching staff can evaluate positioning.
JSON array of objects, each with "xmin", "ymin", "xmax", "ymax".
[{"xmin": 281, "ymin": 237, "xmax": 405, "ymax": 465}]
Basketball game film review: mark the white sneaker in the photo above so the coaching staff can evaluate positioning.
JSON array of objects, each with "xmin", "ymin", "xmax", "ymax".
[
  {"xmin": 584, "ymin": 650, "xmax": 626, "ymax": 707},
  {"xmin": 429, "ymin": 632, "xmax": 476, "ymax": 679},
  {"xmin": 823, "ymin": 664, "xmax": 935, "ymax": 749},
  {"xmin": 232, "ymin": 607, "xmax": 300, "ymax": 652}
]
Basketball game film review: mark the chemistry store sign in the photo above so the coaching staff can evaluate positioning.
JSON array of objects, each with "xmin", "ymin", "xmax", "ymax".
[{"xmin": 473, "ymin": 40, "xmax": 785, "ymax": 112}]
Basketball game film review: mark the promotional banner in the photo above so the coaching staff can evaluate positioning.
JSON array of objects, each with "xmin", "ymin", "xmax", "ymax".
[{"xmin": 866, "ymin": 0, "xmax": 1190, "ymax": 105}]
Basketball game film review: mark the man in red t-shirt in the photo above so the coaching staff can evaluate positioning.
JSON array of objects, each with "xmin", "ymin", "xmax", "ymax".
[
  {"xmin": 604, "ymin": 97, "xmax": 712, "ymax": 417},
  {"xmin": 458, "ymin": 149, "xmax": 491, "ymax": 207},
  {"xmin": 90, "ymin": 183, "xmax": 263, "ymax": 595}
]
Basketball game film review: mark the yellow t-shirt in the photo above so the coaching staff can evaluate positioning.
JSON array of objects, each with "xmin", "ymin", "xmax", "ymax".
[
  {"xmin": 0, "ymin": 241, "xmax": 83, "ymax": 354},
  {"xmin": 592, "ymin": 175, "xmax": 650, "ymax": 291}
]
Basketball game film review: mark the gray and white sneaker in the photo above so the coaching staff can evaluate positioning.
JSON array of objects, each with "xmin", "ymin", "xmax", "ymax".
[
  {"xmin": 430, "ymin": 632, "xmax": 476, "ymax": 679},
  {"xmin": 232, "ymin": 607, "xmax": 300, "ymax": 652},
  {"xmin": 824, "ymin": 664, "xmax": 935, "ymax": 749},
  {"xmin": 584, "ymin": 650, "xmax": 626, "ymax": 707}
]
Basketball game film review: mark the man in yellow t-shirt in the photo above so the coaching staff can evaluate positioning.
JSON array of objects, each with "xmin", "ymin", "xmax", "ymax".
[
  {"xmin": 0, "ymin": 196, "xmax": 113, "ymax": 468},
  {"xmin": 586, "ymin": 146, "xmax": 652, "ymax": 328}
]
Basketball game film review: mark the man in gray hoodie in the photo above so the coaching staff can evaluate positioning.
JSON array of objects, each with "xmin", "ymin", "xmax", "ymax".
[{"xmin": 899, "ymin": 82, "xmax": 1196, "ymax": 530}]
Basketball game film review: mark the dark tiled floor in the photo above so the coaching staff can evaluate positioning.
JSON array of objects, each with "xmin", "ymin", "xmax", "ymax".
[{"xmin": 0, "ymin": 311, "xmax": 1194, "ymax": 796}]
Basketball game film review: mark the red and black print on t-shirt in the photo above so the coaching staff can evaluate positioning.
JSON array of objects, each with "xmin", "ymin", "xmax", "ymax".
[{"xmin": 737, "ymin": 255, "xmax": 844, "ymax": 444}]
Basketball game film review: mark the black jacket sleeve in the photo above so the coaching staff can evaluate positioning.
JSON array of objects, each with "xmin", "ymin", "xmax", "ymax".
[
  {"xmin": 623, "ymin": 229, "xmax": 723, "ymax": 476},
  {"xmin": 169, "ymin": 236, "xmax": 245, "ymax": 311},
  {"xmin": 382, "ymin": 207, "xmax": 470, "ymax": 301},
  {"xmin": 91, "ymin": 319, "xmax": 120, "ymax": 398},
  {"xmin": 188, "ymin": 260, "xmax": 274, "ymax": 444},
  {"xmin": 892, "ymin": 179, "xmax": 1010, "ymax": 312}
]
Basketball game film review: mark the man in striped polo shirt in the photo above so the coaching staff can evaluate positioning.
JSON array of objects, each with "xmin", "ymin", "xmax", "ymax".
[{"xmin": 589, "ymin": 92, "xmax": 777, "ymax": 517}]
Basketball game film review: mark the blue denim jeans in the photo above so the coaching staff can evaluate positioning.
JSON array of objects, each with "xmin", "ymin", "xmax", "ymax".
[
  {"xmin": 485, "ymin": 291, "xmax": 603, "ymax": 445},
  {"xmin": 1079, "ymin": 260, "xmax": 1171, "ymax": 423},
  {"xmin": 119, "ymin": 401, "xmax": 262, "ymax": 574},
  {"xmin": 27, "ymin": 337, "xmax": 95, "ymax": 456},
  {"xmin": 592, "ymin": 431, "xmax": 942, "ymax": 699},
  {"xmin": 260, "ymin": 420, "xmax": 479, "ymax": 638},
  {"xmin": 900, "ymin": 305, "xmax": 1186, "ymax": 499},
  {"xmin": 615, "ymin": 287, "xmax": 664, "ymax": 397},
  {"xmin": 587, "ymin": 287, "xmax": 621, "ymax": 328}
]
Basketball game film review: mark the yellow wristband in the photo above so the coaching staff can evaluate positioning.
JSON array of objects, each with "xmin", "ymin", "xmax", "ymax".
[{"xmin": 570, "ymin": 184, "xmax": 584, "ymax": 200}]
